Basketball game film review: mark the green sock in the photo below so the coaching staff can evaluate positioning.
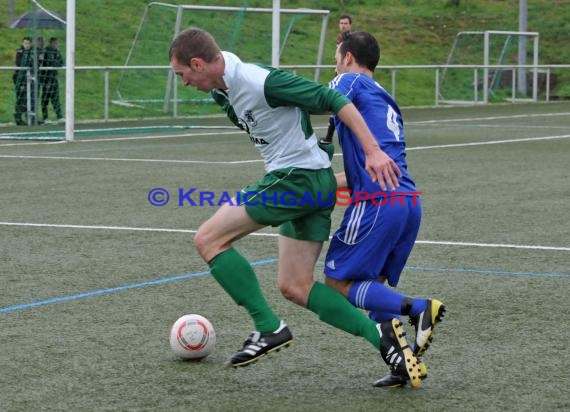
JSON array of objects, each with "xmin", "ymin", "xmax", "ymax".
[
  {"xmin": 307, "ymin": 282, "xmax": 381, "ymax": 350},
  {"xmin": 209, "ymin": 248, "xmax": 280, "ymax": 333}
]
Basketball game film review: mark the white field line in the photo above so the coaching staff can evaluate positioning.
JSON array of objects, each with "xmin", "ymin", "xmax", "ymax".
[
  {"xmin": 1, "ymin": 221, "xmax": 568, "ymax": 251},
  {"xmin": 0, "ymin": 140, "xmax": 68, "ymax": 147},
  {"xmin": 417, "ymin": 124, "xmax": 570, "ymax": 129},
  {"xmin": 0, "ymin": 133, "xmax": 569, "ymax": 164},
  {"xmin": 0, "ymin": 153, "xmax": 264, "ymax": 164},
  {"xmin": 0, "ymin": 131, "xmax": 241, "ymax": 146},
  {"xmin": 406, "ymin": 134, "xmax": 570, "ymax": 151},
  {"xmin": 406, "ymin": 111, "xmax": 570, "ymax": 125},
  {"xmin": 1, "ymin": 111, "xmax": 569, "ymax": 147}
]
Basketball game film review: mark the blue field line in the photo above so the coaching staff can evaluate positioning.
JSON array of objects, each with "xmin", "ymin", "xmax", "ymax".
[
  {"xmin": 1, "ymin": 260, "xmax": 568, "ymax": 314},
  {"xmin": 0, "ymin": 258, "xmax": 278, "ymax": 314}
]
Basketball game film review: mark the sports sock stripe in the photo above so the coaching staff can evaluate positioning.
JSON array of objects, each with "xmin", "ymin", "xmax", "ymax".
[{"xmin": 356, "ymin": 280, "xmax": 373, "ymax": 308}]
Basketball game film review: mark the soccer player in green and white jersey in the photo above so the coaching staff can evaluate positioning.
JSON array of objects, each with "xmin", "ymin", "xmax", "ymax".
[{"xmin": 169, "ymin": 27, "xmax": 422, "ymax": 387}]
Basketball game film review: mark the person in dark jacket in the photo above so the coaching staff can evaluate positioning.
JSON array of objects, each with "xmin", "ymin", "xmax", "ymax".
[
  {"xmin": 13, "ymin": 37, "xmax": 32, "ymax": 125},
  {"xmin": 41, "ymin": 37, "xmax": 64, "ymax": 122}
]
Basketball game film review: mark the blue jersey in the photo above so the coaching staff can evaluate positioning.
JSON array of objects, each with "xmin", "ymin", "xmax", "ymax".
[{"xmin": 329, "ymin": 73, "xmax": 417, "ymax": 198}]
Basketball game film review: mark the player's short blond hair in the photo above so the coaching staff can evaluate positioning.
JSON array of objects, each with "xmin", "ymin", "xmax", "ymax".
[{"xmin": 169, "ymin": 27, "xmax": 221, "ymax": 64}]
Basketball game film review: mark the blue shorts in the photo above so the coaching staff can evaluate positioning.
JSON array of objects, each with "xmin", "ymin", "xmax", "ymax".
[{"xmin": 324, "ymin": 195, "xmax": 421, "ymax": 287}]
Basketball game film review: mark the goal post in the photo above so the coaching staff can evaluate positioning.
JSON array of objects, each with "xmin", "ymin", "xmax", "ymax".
[
  {"xmin": 115, "ymin": 2, "xmax": 330, "ymax": 118},
  {"xmin": 483, "ymin": 30, "xmax": 539, "ymax": 103},
  {"xmin": 440, "ymin": 30, "xmax": 540, "ymax": 105}
]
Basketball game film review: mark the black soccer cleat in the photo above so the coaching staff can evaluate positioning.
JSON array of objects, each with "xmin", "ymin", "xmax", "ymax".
[
  {"xmin": 409, "ymin": 299, "xmax": 446, "ymax": 357},
  {"xmin": 378, "ymin": 319, "xmax": 423, "ymax": 388},
  {"xmin": 373, "ymin": 360, "xmax": 428, "ymax": 388},
  {"xmin": 225, "ymin": 321, "xmax": 293, "ymax": 368}
]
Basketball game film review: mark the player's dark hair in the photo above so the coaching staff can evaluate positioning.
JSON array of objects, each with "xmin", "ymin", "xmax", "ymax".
[
  {"xmin": 169, "ymin": 27, "xmax": 221, "ymax": 65},
  {"xmin": 338, "ymin": 31, "xmax": 380, "ymax": 72},
  {"xmin": 339, "ymin": 14, "xmax": 352, "ymax": 24}
]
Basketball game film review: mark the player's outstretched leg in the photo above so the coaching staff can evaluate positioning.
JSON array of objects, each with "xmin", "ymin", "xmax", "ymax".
[
  {"xmin": 378, "ymin": 318, "xmax": 423, "ymax": 388},
  {"xmin": 224, "ymin": 320, "xmax": 293, "ymax": 368},
  {"xmin": 409, "ymin": 299, "xmax": 446, "ymax": 357}
]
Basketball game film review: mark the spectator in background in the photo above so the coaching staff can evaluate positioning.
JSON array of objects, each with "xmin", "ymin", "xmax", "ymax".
[
  {"xmin": 13, "ymin": 37, "xmax": 32, "ymax": 125},
  {"xmin": 13, "ymin": 37, "xmax": 32, "ymax": 85},
  {"xmin": 336, "ymin": 14, "xmax": 353, "ymax": 45},
  {"xmin": 36, "ymin": 36, "xmax": 45, "ymax": 65},
  {"xmin": 41, "ymin": 37, "xmax": 64, "ymax": 123},
  {"xmin": 320, "ymin": 14, "xmax": 354, "ymax": 145},
  {"xmin": 35, "ymin": 36, "xmax": 46, "ymax": 124}
]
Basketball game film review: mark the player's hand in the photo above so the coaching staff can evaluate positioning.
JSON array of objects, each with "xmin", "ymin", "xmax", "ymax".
[{"xmin": 365, "ymin": 150, "xmax": 402, "ymax": 191}]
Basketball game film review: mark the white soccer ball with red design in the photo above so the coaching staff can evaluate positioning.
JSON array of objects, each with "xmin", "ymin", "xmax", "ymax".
[{"xmin": 169, "ymin": 314, "xmax": 216, "ymax": 360}]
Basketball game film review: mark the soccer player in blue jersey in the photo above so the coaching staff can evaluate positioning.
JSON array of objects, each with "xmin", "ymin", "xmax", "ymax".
[
  {"xmin": 170, "ymin": 27, "xmax": 424, "ymax": 386},
  {"xmin": 323, "ymin": 31, "xmax": 446, "ymax": 387}
]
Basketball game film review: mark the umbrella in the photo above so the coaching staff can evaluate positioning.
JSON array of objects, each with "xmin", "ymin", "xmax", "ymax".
[{"xmin": 10, "ymin": 9, "xmax": 66, "ymax": 30}]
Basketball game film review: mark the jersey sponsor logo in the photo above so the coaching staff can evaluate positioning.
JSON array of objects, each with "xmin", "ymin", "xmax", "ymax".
[
  {"xmin": 248, "ymin": 135, "xmax": 269, "ymax": 145},
  {"xmin": 244, "ymin": 110, "xmax": 257, "ymax": 127},
  {"xmin": 238, "ymin": 109, "xmax": 267, "ymax": 144},
  {"xmin": 326, "ymin": 260, "xmax": 336, "ymax": 270}
]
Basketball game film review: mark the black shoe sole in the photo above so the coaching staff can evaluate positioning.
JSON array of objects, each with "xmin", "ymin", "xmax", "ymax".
[
  {"xmin": 373, "ymin": 374, "xmax": 407, "ymax": 387},
  {"xmin": 374, "ymin": 361, "xmax": 428, "ymax": 388},
  {"xmin": 225, "ymin": 339, "xmax": 293, "ymax": 368},
  {"xmin": 390, "ymin": 319, "xmax": 422, "ymax": 388}
]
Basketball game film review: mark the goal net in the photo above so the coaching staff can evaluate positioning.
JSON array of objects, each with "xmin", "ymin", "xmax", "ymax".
[
  {"xmin": 114, "ymin": 1, "xmax": 330, "ymax": 119},
  {"xmin": 439, "ymin": 30, "xmax": 539, "ymax": 104}
]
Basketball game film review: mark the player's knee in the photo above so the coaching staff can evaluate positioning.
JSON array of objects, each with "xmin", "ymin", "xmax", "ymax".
[
  {"xmin": 193, "ymin": 225, "xmax": 221, "ymax": 261},
  {"xmin": 278, "ymin": 282, "xmax": 298, "ymax": 303},
  {"xmin": 193, "ymin": 229, "xmax": 208, "ymax": 259},
  {"xmin": 278, "ymin": 279, "xmax": 311, "ymax": 306}
]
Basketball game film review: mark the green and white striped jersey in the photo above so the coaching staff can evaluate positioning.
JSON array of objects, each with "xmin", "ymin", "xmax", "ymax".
[{"xmin": 211, "ymin": 52, "xmax": 350, "ymax": 172}]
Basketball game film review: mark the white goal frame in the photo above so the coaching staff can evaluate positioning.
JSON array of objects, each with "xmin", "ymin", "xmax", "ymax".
[
  {"xmin": 441, "ymin": 30, "xmax": 539, "ymax": 105},
  {"xmin": 120, "ymin": 2, "xmax": 330, "ymax": 114},
  {"xmin": 483, "ymin": 30, "xmax": 539, "ymax": 103}
]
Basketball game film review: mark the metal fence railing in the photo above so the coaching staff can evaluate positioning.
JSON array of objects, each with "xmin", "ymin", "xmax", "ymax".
[{"xmin": 2, "ymin": 64, "xmax": 570, "ymax": 125}]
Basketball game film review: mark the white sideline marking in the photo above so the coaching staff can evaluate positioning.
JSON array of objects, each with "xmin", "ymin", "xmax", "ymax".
[
  {"xmin": 80, "ymin": 130, "xmax": 239, "ymax": 143},
  {"xmin": 0, "ymin": 154, "xmax": 263, "ymax": 164},
  {"xmin": 407, "ymin": 134, "xmax": 570, "ymax": 151},
  {"xmin": 1, "ymin": 221, "xmax": 568, "ymax": 251},
  {"xmin": 2, "ymin": 110, "xmax": 569, "ymax": 147},
  {"xmin": 0, "ymin": 131, "xmax": 240, "ymax": 146},
  {"xmin": 416, "ymin": 240, "xmax": 570, "ymax": 251},
  {"xmin": 0, "ymin": 140, "xmax": 68, "ymax": 147},
  {"xmin": 407, "ymin": 111, "xmax": 570, "ymax": 125},
  {"xmin": 1, "ymin": 134, "xmax": 569, "ymax": 164}
]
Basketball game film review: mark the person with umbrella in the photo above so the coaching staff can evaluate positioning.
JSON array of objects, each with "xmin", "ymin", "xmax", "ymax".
[
  {"xmin": 41, "ymin": 37, "xmax": 64, "ymax": 123},
  {"xmin": 10, "ymin": 6, "xmax": 66, "ymax": 125}
]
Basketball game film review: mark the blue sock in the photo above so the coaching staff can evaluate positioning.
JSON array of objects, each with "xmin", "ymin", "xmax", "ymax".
[
  {"xmin": 348, "ymin": 280, "xmax": 428, "ymax": 317},
  {"xmin": 368, "ymin": 310, "xmax": 401, "ymax": 323},
  {"xmin": 410, "ymin": 298, "xmax": 428, "ymax": 317}
]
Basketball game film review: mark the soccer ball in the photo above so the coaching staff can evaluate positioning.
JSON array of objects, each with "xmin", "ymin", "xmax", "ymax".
[{"xmin": 169, "ymin": 314, "xmax": 216, "ymax": 360}]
